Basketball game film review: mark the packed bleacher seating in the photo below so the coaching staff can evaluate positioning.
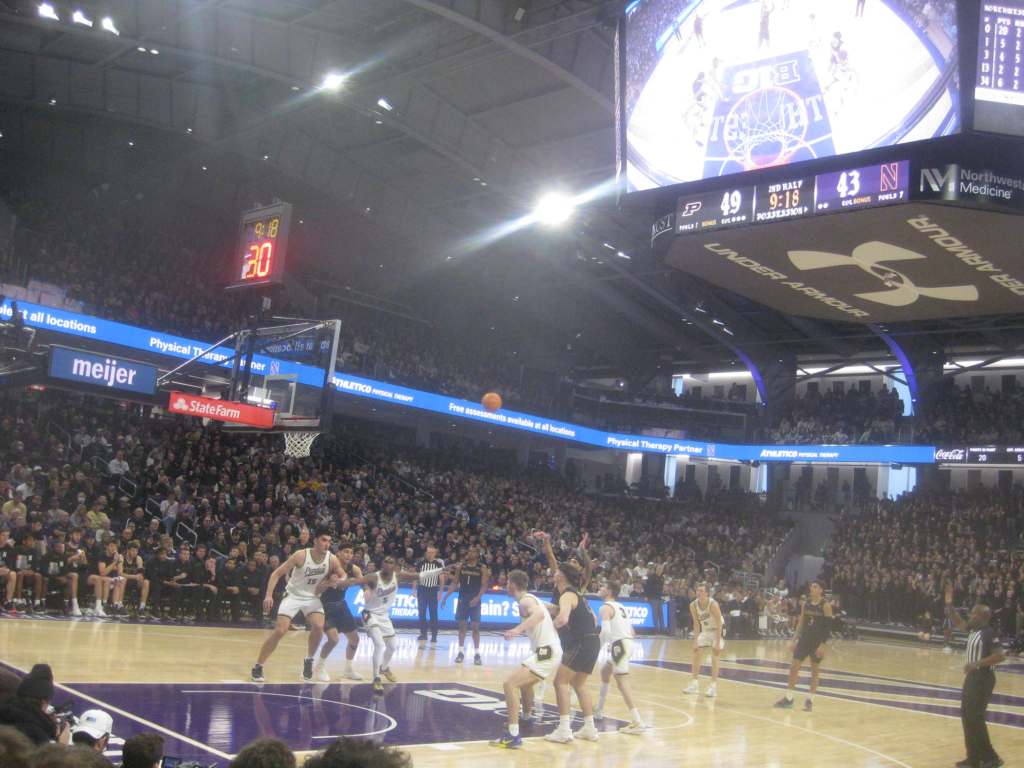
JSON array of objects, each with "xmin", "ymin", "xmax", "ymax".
[
  {"xmin": 0, "ymin": 388, "xmax": 792, "ymax": 627},
  {"xmin": 822, "ymin": 486, "xmax": 1024, "ymax": 646},
  {"xmin": 915, "ymin": 381, "xmax": 1024, "ymax": 445},
  {"xmin": 765, "ymin": 385, "xmax": 905, "ymax": 445},
  {"xmin": 8, "ymin": 182, "xmax": 1024, "ymax": 452}
]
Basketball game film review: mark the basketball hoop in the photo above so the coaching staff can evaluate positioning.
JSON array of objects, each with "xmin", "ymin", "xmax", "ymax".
[
  {"xmin": 282, "ymin": 431, "xmax": 320, "ymax": 458},
  {"xmin": 724, "ymin": 86, "xmax": 810, "ymax": 171}
]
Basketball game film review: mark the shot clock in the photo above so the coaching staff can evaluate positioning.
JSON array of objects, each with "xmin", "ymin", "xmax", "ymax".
[{"xmin": 226, "ymin": 202, "xmax": 293, "ymax": 292}]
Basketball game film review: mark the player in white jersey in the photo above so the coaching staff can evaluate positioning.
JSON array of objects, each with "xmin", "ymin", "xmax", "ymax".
[
  {"xmin": 251, "ymin": 528, "xmax": 367, "ymax": 684},
  {"xmin": 685, "ymin": 582, "xmax": 723, "ymax": 697},
  {"xmin": 362, "ymin": 555, "xmax": 419, "ymax": 693},
  {"xmin": 490, "ymin": 570, "xmax": 563, "ymax": 749},
  {"xmin": 593, "ymin": 580, "xmax": 647, "ymax": 734}
]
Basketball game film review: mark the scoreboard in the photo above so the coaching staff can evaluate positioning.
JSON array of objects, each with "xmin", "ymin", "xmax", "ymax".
[
  {"xmin": 674, "ymin": 161, "xmax": 910, "ymax": 235},
  {"xmin": 935, "ymin": 446, "xmax": 1024, "ymax": 464},
  {"xmin": 974, "ymin": 1, "xmax": 1024, "ymax": 136}
]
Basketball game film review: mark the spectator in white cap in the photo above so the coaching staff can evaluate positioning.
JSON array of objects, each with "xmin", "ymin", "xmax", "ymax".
[{"xmin": 71, "ymin": 709, "xmax": 113, "ymax": 753}]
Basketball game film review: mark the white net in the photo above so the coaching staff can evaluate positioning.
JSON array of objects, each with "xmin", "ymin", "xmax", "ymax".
[
  {"xmin": 282, "ymin": 431, "xmax": 320, "ymax": 458},
  {"xmin": 724, "ymin": 87, "xmax": 809, "ymax": 171}
]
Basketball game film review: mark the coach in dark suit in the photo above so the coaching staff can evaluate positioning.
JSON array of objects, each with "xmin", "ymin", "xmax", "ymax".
[{"xmin": 414, "ymin": 546, "xmax": 445, "ymax": 643}]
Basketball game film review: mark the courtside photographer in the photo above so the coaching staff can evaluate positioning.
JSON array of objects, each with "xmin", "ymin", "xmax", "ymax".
[{"xmin": 0, "ymin": 664, "xmax": 72, "ymax": 746}]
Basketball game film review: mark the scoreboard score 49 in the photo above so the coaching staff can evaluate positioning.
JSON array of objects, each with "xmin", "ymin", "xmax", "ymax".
[
  {"xmin": 226, "ymin": 202, "xmax": 293, "ymax": 292},
  {"xmin": 675, "ymin": 161, "xmax": 910, "ymax": 235}
]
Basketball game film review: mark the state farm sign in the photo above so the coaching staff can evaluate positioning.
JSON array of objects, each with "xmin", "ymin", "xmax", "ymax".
[{"xmin": 167, "ymin": 391, "xmax": 275, "ymax": 428}]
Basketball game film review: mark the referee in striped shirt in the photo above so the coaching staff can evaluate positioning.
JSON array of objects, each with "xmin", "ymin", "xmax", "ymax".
[
  {"xmin": 946, "ymin": 586, "xmax": 1005, "ymax": 768},
  {"xmin": 415, "ymin": 546, "xmax": 446, "ymax": 644}
]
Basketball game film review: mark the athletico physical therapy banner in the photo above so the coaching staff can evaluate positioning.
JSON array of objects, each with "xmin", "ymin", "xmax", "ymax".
[
  {"xmin": 343, "ymin": 587, "xmax": 670, "ymax": 631},
  {"xmin": 1, "ymin": 299, "xmax": 936, "ymax": 464}
]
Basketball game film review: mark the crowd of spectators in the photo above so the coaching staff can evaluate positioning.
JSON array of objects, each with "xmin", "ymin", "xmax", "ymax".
[
  {"xmin": 623, "ymin": 0, "xmax": 698, "ymax": 115},
  {"xmin": 765, "ymin": 384, "xmax": 905, "ymax": 445},
  {"xmin": 12, "ymin": 181, "xmax": 1024, "ymax": 455},
  {"xmin": 2, "ymin": 183, "xmax": 252, "ymax": 344},
  {"xmin": 822, "ymin": 485, "xmax": 1024, "ymax": 647},
  {"xmin": 0, "ymin": 388, "xmax": 792, "ymax": 626},
  {"xmin": 916, "ymin": 381, "xmax": 1024, "ymax": 446},
  {"xmin": 0, "ymin": 663, "xmax": 409, "ymax": 766}
]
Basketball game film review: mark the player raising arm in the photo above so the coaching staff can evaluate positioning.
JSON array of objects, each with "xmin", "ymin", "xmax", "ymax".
[
  {"xmin": 311, "ymin": 540, "xmax": 374, "ymax": 683},
  {"xmin": 489, "ymin": 570, "xmax": 563, "ymax": 749}
]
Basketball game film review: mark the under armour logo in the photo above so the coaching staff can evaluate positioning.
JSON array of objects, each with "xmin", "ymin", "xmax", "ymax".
[{"xmin": 787, "ymin": 242, "xmax": 979, "ymax": 307}]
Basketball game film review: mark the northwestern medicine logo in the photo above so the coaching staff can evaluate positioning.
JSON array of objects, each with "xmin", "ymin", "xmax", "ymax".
[{"xmin": 788, "ymin": 242, "xmax": 979, "ymax": 307}]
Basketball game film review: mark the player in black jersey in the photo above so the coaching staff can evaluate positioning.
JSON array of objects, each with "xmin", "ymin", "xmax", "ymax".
[
  {"xmin": 312, "ymin": 540, "xmax": 367, "ymax": 682},
  {"xmin": 442, "ymin": 547, "xmax": 489, "ymax": 665},
  {"xmin": 535, "ymin": 531, "xmax": 600, "ymax": 744},
  {"xmin": 774, "ymin": 580, "xmax": 833, "ymax": 711}
]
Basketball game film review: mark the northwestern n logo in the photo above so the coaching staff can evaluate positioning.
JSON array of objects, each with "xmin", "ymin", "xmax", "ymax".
[{"xmin": 787, "ymin": 242, "xmax": 979, "ymax": 307}]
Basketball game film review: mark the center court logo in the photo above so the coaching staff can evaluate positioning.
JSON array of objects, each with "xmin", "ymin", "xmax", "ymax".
[{"xmin": 787, "ymin": 241, "xmax": 979, "ymax": 307}]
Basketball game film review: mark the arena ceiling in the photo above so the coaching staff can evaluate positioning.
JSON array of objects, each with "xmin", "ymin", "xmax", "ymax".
[{"xmin": 0, "ymin": 0, "xmax": 1022, "ymax": 383}]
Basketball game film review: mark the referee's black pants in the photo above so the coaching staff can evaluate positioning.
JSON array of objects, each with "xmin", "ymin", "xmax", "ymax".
[
  {"xmin": 417, "ymin": 585, "xmax": 439, "ymax": 640},
  {"xmin": 961, "ymin": 669, "xmax": 999, "ymax": 764}
]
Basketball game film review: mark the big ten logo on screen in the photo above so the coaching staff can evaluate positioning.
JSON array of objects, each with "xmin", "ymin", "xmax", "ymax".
[{"xmin": 731, "ymin": 59, "xmax": 801, "ymax": 95}]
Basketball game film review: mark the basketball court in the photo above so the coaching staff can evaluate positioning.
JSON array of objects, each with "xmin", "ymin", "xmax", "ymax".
[{"xmin": 3, "ymin": 618, "xmax": 1022, "ymax": 766}]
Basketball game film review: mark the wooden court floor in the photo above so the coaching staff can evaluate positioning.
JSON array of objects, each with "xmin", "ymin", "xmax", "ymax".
[{"xmin": 1, "ymin": 617, "xmax": 1022, "ymax": 767}]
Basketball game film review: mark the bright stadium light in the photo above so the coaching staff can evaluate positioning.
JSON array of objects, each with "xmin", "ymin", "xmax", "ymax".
[
  {"xmin": 101, "ymin": 17, "xmax": 119, "ymax": 35},
  {"xmin": 535, "ymin": 192, "xmax": 575, "ymax": 225},
  {"xmin": 39, "ymin": 3, "xmax": 59, "ymax": 20},
  {"xmin": 72, "ymin": 10, "xmax": 93, "ymax": 26},
  {"xmin": 320, "ymin": 73, "xmax": 346, "ymax": 91},
  {"xmin": 377, "ymin": 98, "xmax": 393, "ymax": 111}
]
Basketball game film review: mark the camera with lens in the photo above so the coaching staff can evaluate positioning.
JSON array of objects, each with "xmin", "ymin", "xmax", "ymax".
[{"xmin": 49, "ymin": 700, "xmax": 77, "ymax": 729}]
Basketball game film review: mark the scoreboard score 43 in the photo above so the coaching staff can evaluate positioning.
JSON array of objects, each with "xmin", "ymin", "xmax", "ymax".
[
  {"xmin": 675, "ymin": 161, "xmax": 910, "ymax": 235},
  {"xmin": 226, "ymin": 202, "xmax": 293, "ymax": 292}
]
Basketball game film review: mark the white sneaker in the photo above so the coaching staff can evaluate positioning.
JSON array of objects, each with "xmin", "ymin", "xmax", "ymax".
[
  {"xmin": 705, "ymin": 683, "xmax": 717, "ymax": 698},
  {"xmin": 592, "ymin": 706, "xmax": 604, "ymax": 720},
  {"xmin": 70, "ymin": 605, "xmax": 82, "ymax": 617},
  {"xmin": 943, "ymin": 646, "xmax": 953, "ymax": 654},
  {"xmin": 339, "ymin": 666, "xmax": 363, "ymax": 681},
  {"xmin": 313, "ymin": 661, "xmax": 331, "ymax": 683},
  {"xmin": 544, "ymin": 728, "xmax": 574, "ymax": 744},
  {"xmin": 94, "ymin": 605, "xmax": 107, "ymax": 618},
  {"xmin": 576, "ymin": 724, "xmax": 599, "ymax": 742},
  {"xmin": 619, "ymin": 720, "xmax": 647, "ymax": 735},
  {"xmin": 683, "ymin": 681, "xmax": 699, "ymax": 694}
]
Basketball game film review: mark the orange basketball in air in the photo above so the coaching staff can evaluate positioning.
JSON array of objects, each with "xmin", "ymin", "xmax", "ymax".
[{"xmin": 481, "ymin": 392, "xmax": 502, "ymax": 412}]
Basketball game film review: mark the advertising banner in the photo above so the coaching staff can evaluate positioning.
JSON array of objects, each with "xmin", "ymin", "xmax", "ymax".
[
  {"xmin": 344, "ymin": 586, "xmax": 670, "ymax": 632},
  {"xmin": 2, "ymin": 299, "xmax": 938, "ymax": 464},
  {"xmin": 167, "ymin": 392, "xmax": 275, "ymax": 428},
  {"xmin": 48, "ymin": 346, "xmax": 158, "ymax": 395}
]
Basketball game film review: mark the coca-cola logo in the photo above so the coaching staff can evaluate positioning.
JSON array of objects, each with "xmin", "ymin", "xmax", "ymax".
[{"xmin": 934, "ymin": 448, "xmax": 966, "ymax": 461}]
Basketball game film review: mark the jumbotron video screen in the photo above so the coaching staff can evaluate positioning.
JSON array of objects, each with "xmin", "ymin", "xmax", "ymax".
[{"xmin": 622, "ymin": 0, "xmax": 960, "ymax": 191}]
